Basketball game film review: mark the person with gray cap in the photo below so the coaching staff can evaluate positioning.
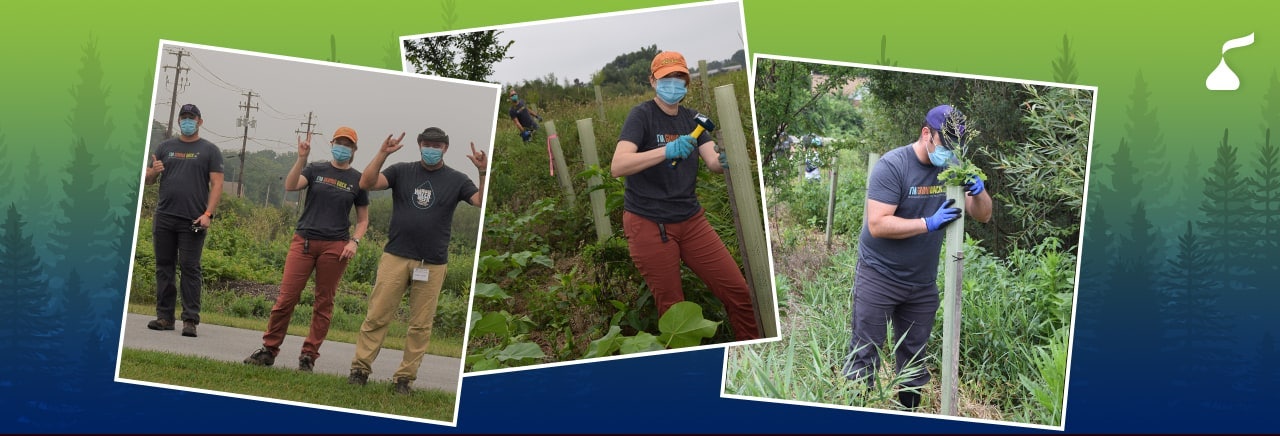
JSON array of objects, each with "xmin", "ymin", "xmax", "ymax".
[
  {"xmin": 144, "ymin": 103, "xmax": 224, "ymax": 338},
  {"xmin": 347, "ymin": 127, "xmax": 487, "ymax": 395},
  {"xmin": 843, "ymin": 104, "xmax": 991, "ymax": 410},
  {"xmin": 243, "ymin": 126, "xmax": 370, "ymax": 372}
]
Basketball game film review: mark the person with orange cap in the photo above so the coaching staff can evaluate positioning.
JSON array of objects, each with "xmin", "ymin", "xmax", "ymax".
[
  {"xmin": 243, "ymin": 126, "xmax": 370, "ymax": 372},
  {"xmin": 609, "ymin": 51, "xmax": 759, "ymax": 341}
]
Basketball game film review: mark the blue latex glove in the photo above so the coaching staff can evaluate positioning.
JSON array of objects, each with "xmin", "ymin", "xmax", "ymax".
[
  {"xmin": 718, "ymin": 149, "xmax": 729, "ymax": 169},
  {"xmin": 924, "ymin": 199, "xmax": 961, "ymax": 232},
  {"xmin": 520, "ymin": 130, "xmax": 532, "ymax": 142},
  {"xmin": 964, "ymin": 175, "xmax": 985, "ymax": 196},
  {"xmin": 665, "ymin": 135, "xmax": 695, "ymax": 160}
]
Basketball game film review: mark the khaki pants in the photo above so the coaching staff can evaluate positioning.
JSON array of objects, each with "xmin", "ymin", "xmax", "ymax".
[{"xmin": 350, "ymin": 252, "xmax": 447, "ymax": 381}]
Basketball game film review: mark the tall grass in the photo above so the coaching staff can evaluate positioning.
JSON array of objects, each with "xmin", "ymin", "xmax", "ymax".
[{"xmin": 725, "ymin": 168, "xmax": 1073, "ymax": 426}]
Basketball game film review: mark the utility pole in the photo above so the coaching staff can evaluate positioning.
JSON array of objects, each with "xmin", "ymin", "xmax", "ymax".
[
  {"xmin": 294, "ymin": 111, "xmax": 321, "ymax": 146},
  {"xmin": 162, "ymin": 48, "xmax": 190, "ymax": 139},
  {"xmin": 236, "ymin": 90, "xmax": 259, "ymax": 198}
]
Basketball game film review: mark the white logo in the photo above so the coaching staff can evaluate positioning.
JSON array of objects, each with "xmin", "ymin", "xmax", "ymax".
[
  {"xmin": 1206, "ymin": 32, "xmax": 1255, "ymax": 91},
  {"xmin": 414, "ymin": 188, "xmax": 434, "ymax": 209}
]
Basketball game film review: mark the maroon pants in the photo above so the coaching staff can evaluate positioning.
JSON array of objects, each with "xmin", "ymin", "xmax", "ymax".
[
  {"xmin": 623, "ymin": 209, "xmax": 760, "ymax": 341},
  {"xmin": 262, "ymin": 234, "xmax": 350, "ymax": 359}
]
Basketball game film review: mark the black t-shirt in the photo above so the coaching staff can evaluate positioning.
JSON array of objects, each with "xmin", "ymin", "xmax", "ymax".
[
  {"xmin": 858, "ymin": 143, "xmax": 948, "ymax": 287},
  {"xmin": 381, "ymin": 161, "xmax": 479, "ymax": 264},
  {"xmin": 152, "ymin": 137, "xmax": 224, "ymax": 220},
  {"xmin": 617, "ymin": 100, "xmax": 712, "ymax": 224},
  {"xmin": 295, "ymin": 162, "xmax": 370, "ymax": 241},
  {"xmin": 508, "ymin": 100, "xmax": 535, "ymax": 129}
]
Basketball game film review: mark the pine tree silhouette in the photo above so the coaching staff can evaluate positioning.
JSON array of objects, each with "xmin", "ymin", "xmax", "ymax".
[
  {"xmin": 1262, "ymin": 70, "xmax": 1280, "ymax": 136},
  {"xmin": 1200, "ymin": 128, "xmax": 1254, "ymax": 288},
  {"xmin": 1161, "ymin": 221, "xmax": 1226, "ymax": 407},
  {"xmin": 1126, "ymin": 72, "xmax": 1173, "ymax": 224},
  {"xmin": 1052, "ymin": 33, "xmax": 1079, "ymax": 84},
  {"xmin": 0, "ymin": 204, "xmax": 57, "ymax": 396},
  {"xmin": 385, "ymin": 32, "xmax": 403, "ymax": 70},
  {"xmin": 1105, "ymin": 138, "xmax": 1142, "ymax": 237},
  {"xmin": 441, "ymin": 0, "xmax": 458, "ymax": 31},
  {"xmin": 1250, "ymin": 129, "xmax": 1280, "ymax": 281},
  {"xmin": 1111, "ymin": 202, "xmax": 1163, "ymax": 355},
  {"xmin": 23, "ymin": 149, "xmax": 57, "ymax": 272},
  {"xmin": 0, "ymin": 125, "xmax": 11, "ymax": 192},
  {"xmin": 49, "ymin": 138, "xmax": 114, "ymax": 281}
]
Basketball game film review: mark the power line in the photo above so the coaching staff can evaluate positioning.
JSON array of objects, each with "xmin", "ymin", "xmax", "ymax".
[{"xmin": 187, "ymin": 53, "xmax": 245, "ymax": 93}]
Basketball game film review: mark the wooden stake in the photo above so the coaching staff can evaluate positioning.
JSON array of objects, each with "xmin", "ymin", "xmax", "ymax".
[
  {"xmin": 941, "ymin": 185, "xmax": 965, "ymax": 416},
  {"xmin": 545, "ymin": 121, "xmax": 575, "ymax": 206},
  {"xmin": 714, "ymin": 84, "xmax": 776, "ymax": 338},
  {"xmin": 824, "ymin": 153, "xmax": 839, "ymax": 249},
  {"xmin": 577, "ymin": 118, "xmax": 611, "ymax": 242}
]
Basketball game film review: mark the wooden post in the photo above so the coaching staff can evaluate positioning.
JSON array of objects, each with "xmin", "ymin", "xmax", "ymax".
[
  {"xmin": 824, "ymin": 153, "xmax": 839, "ymax": 249},
  {"xmin": 577, "ymin": 118, "xmax": 610, "ymax": 242},
  {"xmin": 698, "ymin": 60, "xmax": 712, "ymax": 115},
  {"xmin": 861, "ymin": 152, "xmax": 880, "ymax": 227},
  {"xmin": 545, "ymin": 121, "xmax": 575, "ymax": 206},
  {"xmin": 593, "ymin": 85, "xmax": 606, "ymax": 122},
  {"xmin": 941, "ymin": 185, "xmax": 965, "ymax": 416},
  {"xmin": 714, "ymin": 84, "xmax": 776, "ymax": 338}
]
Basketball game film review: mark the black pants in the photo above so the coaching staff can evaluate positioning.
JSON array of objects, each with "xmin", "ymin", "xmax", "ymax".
[
  {"xmin": 153, "ymin": 212, "xmax": 208, "ymax": 324},
  {"xmin": 844, "ymin": 260, "xmax": 939, "ymax": 389}
]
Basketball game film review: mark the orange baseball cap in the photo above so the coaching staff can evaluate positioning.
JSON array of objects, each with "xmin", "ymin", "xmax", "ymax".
[
  {"xmin": 651, "ymin": 51, "xmax": 689, "ymax": 79},
  {"xmin": 333, "ymin": 126, "xmax": 358, "ymax": 145}
]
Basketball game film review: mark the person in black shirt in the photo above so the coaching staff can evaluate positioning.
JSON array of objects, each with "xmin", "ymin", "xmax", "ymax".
[
  {"xmin": 243, "ymin": 126, "xmax": 370, "ymax": 372},
  {"xmin": 144, "ymin": 103, "xmax": 224, "ymax": 338},
  {"xmin": 508, "ymin": 88, "xmax": 541, "ymax": 143}
]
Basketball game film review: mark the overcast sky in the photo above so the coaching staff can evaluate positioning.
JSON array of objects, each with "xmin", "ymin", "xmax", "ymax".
[
  {"xmin": 403, "ymin": 1, "xmax": 746, "ymax": 87},
  {"xmin": 151, "ymin": 42, "xmax": 500, "ymax": 182}
]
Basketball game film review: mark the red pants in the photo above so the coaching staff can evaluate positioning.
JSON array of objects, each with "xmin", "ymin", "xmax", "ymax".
[
  {"xmin": 623, "ymin": 209, "xmax": 760, "ymax": 341},
  {"xmin": 262, "ymin": 234, "xmax": 351, "ymax": 359}
]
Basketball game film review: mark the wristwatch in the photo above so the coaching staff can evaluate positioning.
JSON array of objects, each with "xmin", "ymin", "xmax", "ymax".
[{"xmin": 351, "ymin": 237, "xmax": 361, "ymax": 246}]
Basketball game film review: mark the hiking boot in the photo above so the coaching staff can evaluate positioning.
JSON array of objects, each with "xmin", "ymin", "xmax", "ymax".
[
  {"xmin": 181, "ymin": 321, "xmax": 198, "ymax": 337},
  {"xmin": 243, "ymin": 347, "xmax": 276, "ymax": 366},
  {"xmin": 393, "ymin": 377, "xmax": 412, "ymax": 396},
  {"xmin": 348, "ymin": 369, "xmax": 369, "ymax": 386},
  {"xmin": 147, "ymin": 318, "xmax": 175, "ymax": 330},
  {"xmin": 898, "ymin": 391, "xmax": 921, "ymax": 411},
  {"xmin": 298, "ymin": 354, "xmax": 315, "ymax": 372}
]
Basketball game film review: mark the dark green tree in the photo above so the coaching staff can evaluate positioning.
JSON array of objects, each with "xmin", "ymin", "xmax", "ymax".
[
  {"xmin": 1104, "ymin": 138, "xmax": 1142, "ymax": 238},
  {"xmin": 1250, "ymin": 129, "xmax": 1280, "ymax": 280},
  {"xmin": 1052, "ymin": 34, "xmax": 1079, "ymax": 84},
  {"xmin": 593, "ymin": 45, "xmax": 661, "ymax": 94},
  {"xmin": 0, "ymin": 204, "xmax": 56, "ymax": 391},
  {"xmin": 49, "ymin": 138, "xmax": 115, "ymax": 279},
  {"xmin": 1125, "ymin": 72, "xmax": 1173, "ymax": 220},
  {"xmin": 753, "ymin": 58, "xmax": 858, "ymax": 169},
  {"xmin": 1164, "ymin": 221, "xmax": 1234, "ymax": 407},
  {"xmin": 403, "ymin": 30, "xmax": 514, "ymax": 83},
  {"xmin": 1200, "ymin": 129, "xmax": 1253, "ymax": 287},
  {"xmin": 1110, "ymin": 202, "xmax": 1162, "ymax": 362}
]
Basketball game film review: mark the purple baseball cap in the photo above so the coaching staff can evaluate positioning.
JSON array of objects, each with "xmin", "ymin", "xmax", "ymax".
[
  {"xmin": 179, "ymin": 103, "xmax": 201, "ymax": 118},
  {"xmin": 925, "ymin": 104, "xmax": 965, "ymax": 146}
]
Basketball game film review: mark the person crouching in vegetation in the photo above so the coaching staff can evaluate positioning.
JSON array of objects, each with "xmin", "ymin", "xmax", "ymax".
[
  {"xmin": 243, "ymin": 127, "xmax": 370, "ymax": 372},
  {"xmin": 843, "ymin": 105, "xmax": 991, "ymax": 410},
  {"xmin": 609, "ymin": 51, "xmax": 760, "ymax": 341}
]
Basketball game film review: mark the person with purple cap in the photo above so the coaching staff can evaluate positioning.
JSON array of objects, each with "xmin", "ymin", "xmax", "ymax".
[
  {"xmin": 144, "ymin": 103, "xmax": 224, "ymax": 338},
  {"xmin": 843, "ymin": 104, "xmax": 991, "ymax": 410},
  {"xmin": 243, "ymin": 126, "xmax": 370, "ymax": 372}
]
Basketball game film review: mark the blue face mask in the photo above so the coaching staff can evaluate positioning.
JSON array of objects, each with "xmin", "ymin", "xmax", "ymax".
[
  {"xmin": 179, "ymin": 119, "xmax": 198, "ymax": 136},
  {"xmin": 928, "ymin": 140, "xmax": 954, "ymax": 168},
  {"xmin": 421, "ymin": 147, "xmax": 443, "ymax": 166},
  {"xmin": 331, "ymin": 144, "xmax": 352, "ymax": 163},
  {"xmin": 655, "ymin": 78, "xmax": 687, "ymax": 104},
  {"xmin": 510, "ymin": 94, "xmax": 519, "ymax": 102}
]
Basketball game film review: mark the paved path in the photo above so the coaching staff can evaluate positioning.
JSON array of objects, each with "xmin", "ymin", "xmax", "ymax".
[{"xmin": 121, "ymin": 313, "xmax": 461, "ymax": 393}]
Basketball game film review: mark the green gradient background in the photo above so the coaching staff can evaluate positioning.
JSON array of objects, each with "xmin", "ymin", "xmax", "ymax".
[{"xmin": 1, "ymin": 1, "xmax": 1274, "ymax": 207}]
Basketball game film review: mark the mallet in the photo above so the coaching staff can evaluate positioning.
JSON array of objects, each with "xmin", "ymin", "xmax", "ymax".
[{"xmin": 670, "ymin": 113, "xmax": 717, "ymax": 168}]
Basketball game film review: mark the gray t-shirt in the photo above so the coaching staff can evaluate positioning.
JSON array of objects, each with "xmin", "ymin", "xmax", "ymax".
[
  {"xmin": 381, "ymin": 161, "xmax": 478, "ymax": 264},
  {"xmin": 295, "ymin": 162, "xmax": 369, "ymax": 241},
  {"xmin": 618, "ymin": 100, "xmax": 713, "ymax": 224},
  {"xmin": 153, "ymin": 137, "xmax": 224, "ymax": 220},
  {"xmin": 858, "ymin": 143, "xmax": 948, "ymax": 287}
]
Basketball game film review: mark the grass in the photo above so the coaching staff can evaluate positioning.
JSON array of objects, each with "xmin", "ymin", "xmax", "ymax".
[
  {"xmin": 118, "ymin": 348, "xmax": 455, "ymax": 422},
  {"xmin": 127, "ymin": 303, "xmax": 463, "ymax": 359},
  {"xmin": 724, "ymin": 163, "xmax": 1071, "ymax": 426}
]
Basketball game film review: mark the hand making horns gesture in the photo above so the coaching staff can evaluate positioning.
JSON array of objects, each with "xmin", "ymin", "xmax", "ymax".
[{"xmin": 381, "ymin": 132, "xmax": 406, "ymax": 155}]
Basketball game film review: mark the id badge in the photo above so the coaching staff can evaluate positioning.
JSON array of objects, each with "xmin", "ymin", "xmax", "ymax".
[{"xmin": 412, "ymin": 267, "xmax": 430, "ymax": 282}]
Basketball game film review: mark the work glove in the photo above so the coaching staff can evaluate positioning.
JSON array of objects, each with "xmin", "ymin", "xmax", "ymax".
[
  {"xmin": 665, "ymin": 135, "xmax": 695, "ymax": 160},
  {"xmin": 718, "ymin": 146, "xmax": 729, "ymax": 169},
  {"xmin": 964, "ymin": 175, "xmax": 985, "ymax": 196},
  {"xmin": 520, "ymin": 130, "xmax": 532, "ymax": 142},
  {"xmin": 924, "ymin": 199, "xmax": 961, "ymax": 232}
]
